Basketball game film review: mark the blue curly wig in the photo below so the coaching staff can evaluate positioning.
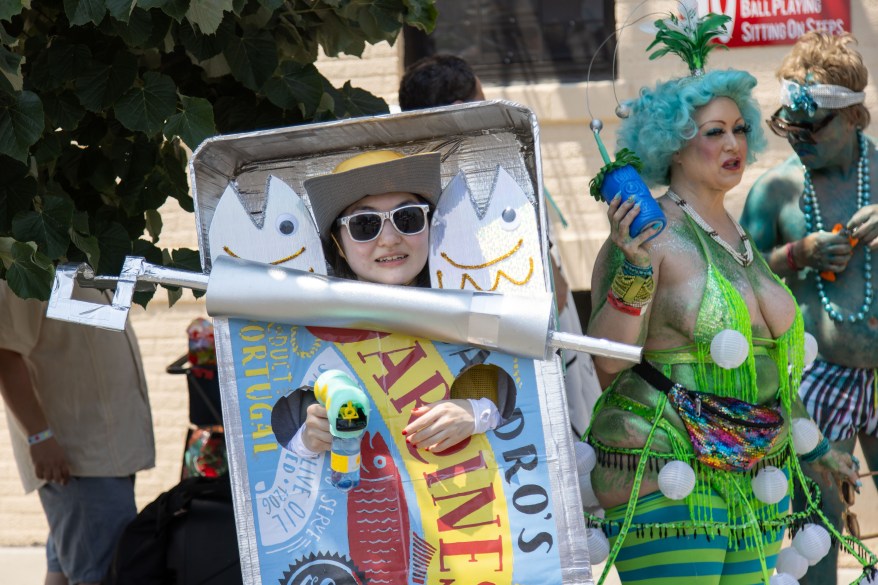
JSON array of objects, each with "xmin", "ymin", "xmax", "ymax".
[{"xmin": 616, "ymin": 69, "xmax": 767, "ymax": 187}]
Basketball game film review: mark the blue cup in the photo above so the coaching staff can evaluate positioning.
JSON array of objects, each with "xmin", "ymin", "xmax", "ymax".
[{"xmin": 601, "ymin": 165, "xmax": 666, "ymax": 241}]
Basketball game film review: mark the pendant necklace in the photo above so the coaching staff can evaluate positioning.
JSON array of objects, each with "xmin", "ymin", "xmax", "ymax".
[
  {"xmin": 802, "ymin": 129, "xmax": 873, "ymax": 323},
  {"xmin": 667, "ymin": 189, "xmax": 754, "ymax": 267}
]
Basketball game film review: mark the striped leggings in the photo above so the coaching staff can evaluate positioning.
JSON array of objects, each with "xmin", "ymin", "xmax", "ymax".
[{"xmin": 604, "ymin": 490, "xmax": 786, "ymax": 585}]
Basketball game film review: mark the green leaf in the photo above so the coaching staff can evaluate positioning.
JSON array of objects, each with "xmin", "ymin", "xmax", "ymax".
[
  {"xmin": 402, "ymin": 0, "xmax": 436, "ymax": 33},
  {"xmin": 106, "ymin": 0, "xmax": 134, "ymax": 21},
  {"xmin": 108, "ymin": 6, "xmax": 155, "ymax": 46},
  {"xmin": 0, "ymin": 90, "xmax": 44, "ymax": 162},
  {"xmin": 11, "ymin": 195, "xmax": 74, "ymax": 258},
  {"xmin": 145, "ymin": 208, "xmax": 162, "ymax": 241},
  {"xmin": 114, "ymin": 71, "xmax": 177, "ymax": 135},
  {"xmin": 41, "ymin": 91, "xmax": 86, "ymax": 131},
  {"xmin": 0, "ymin": 2, "xmax": 26, "ymax": 22},
  {"xmin": 75, "ymin": 52, "xmax": 138, "ymax": 112},
  {"xmin": 64, "ymin": 0, "xmax": 108, "ymax": 26},
  {"xmin": 314, "ymin": 8, "xmax": 365, "ymax": 57},
  {"xmin": 169, "ymin": 246, "xmax": 203, "ymax": 271},
  {"xmin": 131, "ymin": 238, "xmax": 162, "ymax": 307},
  {"xmin": 157, "ymin": 0, "xmax": 190, "ymax": 22},
  {"xmin": 71, "ymin": 210, "xmax": 89, "ymax": 234},
  {"xmin": 0, "ymin": 46, "xmax": 22, "ymax": 94},
  {"xmin": 223, "ymin": 29, "xmax": 277, "ymax": 91},
  {"xmin": 334, "ymin": 81, "xmax": 388, "ymax": 118},
  {"xmin": 256, "ymin": 0, "xmax": 283, "ymax": 10},
  {"xmin": 186, "ymin": 0, "xmax": 232, "ymax": 35},
  {"xmin": 69, "ymin": 225, "xmax": 101, "ymax": 268},
  {"xmin": 163, "ymin": 95, "xmax": 216, "ymax": 151},
  {"xmin": 32, "ymin": 132, "xmax": 66, "ymax": 166},
  {"xmin": 178, "ymin": 16, "xmax": 233, "ymax": 60},
  {"xmin": 159, "ymin": 140, "xmax": 190, "ymax": 205},
  {"xmin": 262, "ymin": 61, "xmax": 324, "ymax": 116},
  {"xmin": 29, "ymin": 41, "xmax": 92, "ymax": 92},
  {"xmin": 0, "ymin": 158, "xmax": 35, "ymax": 232},
  {"xmin": 4, "ymin": 241, "xmax": 54, "ymax": 301},
  {"xmin": 95, "ymin": 221, "xmax": 131, "ymax": 274}
]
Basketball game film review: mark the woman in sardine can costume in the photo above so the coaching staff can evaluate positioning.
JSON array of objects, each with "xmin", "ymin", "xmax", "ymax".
[
  {"xmin": 195, "ymin": 101, "xmax": 591, "ymax": 584},
  {"xmin": 581, "ymin": 5, "xmax": 876, "ymax": 584}
]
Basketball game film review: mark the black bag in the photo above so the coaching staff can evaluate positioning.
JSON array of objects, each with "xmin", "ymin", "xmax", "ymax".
[{"xmin": 103, "ymin": 475, "xmax": 242, "ymax": 585}]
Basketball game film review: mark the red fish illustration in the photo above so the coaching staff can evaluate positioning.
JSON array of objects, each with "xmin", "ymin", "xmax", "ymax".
[{"xmin": 347, "ymin": 431, "xmax": 434, "ymax": 584}]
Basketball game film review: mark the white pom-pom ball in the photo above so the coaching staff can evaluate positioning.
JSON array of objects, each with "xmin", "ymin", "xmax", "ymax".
[
  {"xmin": 775, "ymin": 547, "xmax": 809, "ymax": 580},
  {"xmin": 658, "ymin": 460, "xmax": 696, "ymax": 500},
  {"xmin": 751, "ymin": 466, "xmax": 788, "ymax": 505},
  {"xmin": 792, "ymin": 524, "xmax": 831, "ymax": 564},
  {"xmin": 770, "ymin": 573, "xmax": 800, "ymax": 585},
  {"xmin": 587, "ymin": 528, "xmax": 610, "ymax": 564},
  {"xmin": 791, "ymin": 418, "xmax": 821, "ymax": 455},
  {"xmin": 710, "ymin": 329, "xmax": 749, "ymax": 369},
  {"xmin": 804, "ymin": 332, "xmax": 819, "ymax": 367},
  {"xmin": 574, "ymin": 441, "xmax": 597, "ymax": 476}
]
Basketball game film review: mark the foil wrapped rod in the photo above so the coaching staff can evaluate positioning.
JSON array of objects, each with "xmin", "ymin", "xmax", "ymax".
[{"xmin": 46, "ymin": 255, "xmax": 642, "ymax": 362}]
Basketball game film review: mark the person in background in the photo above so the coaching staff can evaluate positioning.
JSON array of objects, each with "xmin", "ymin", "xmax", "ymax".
[
  {"xmin": 0, "ymin": 282, "xmax": 154, "ymax": 585},
  {"xmin": 399, "ymin": 53, "xmax": 602, "ymax": 437},
  {"xmin": 741, "ymin": 32, "xmax": 878, "ymax": 585}
]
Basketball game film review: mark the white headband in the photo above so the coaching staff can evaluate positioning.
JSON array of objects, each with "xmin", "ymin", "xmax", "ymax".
[{"xmin": 780, "ymin": 78, "xmax": 865, "ymax": 115}]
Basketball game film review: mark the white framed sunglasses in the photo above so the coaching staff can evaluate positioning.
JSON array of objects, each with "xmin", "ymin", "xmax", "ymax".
[{"xmin": 336, "ymin": 203, "xmax": 430, "ymax": 243}]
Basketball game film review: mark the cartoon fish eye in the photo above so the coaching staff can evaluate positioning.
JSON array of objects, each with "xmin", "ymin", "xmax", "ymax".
[
  {"xmin": 500, "ymin": 206, "xmax": 521, "ymax": 231},
  {"xmin": 373, "ymin": 455, "xmax": 387, "ymax": 469},
  {"xmin": 275, "ymin": 213, "xmax": 298, "ymax": 236}
]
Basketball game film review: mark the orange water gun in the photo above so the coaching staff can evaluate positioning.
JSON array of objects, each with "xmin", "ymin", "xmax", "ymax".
[{"xmin": 820, "ymin": 223, "xmax": 859, "ymax": 282}]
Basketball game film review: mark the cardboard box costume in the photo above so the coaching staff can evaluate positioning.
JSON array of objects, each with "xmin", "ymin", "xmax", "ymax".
[{"xmin": 189, "ymin": 102, "xmax": 593, "ymax": 584}]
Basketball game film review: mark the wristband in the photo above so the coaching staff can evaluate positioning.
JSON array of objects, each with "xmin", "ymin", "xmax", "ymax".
[
  {"xmin": 27, "ymin": 429, "xmax": 54, "ymax": 446},
  {"xmin": 785, "ymin": 242, "xmax": 801, "ymax": 271},
  {"xmin": 606, "ymin": 291, "xmax": 647, "ymax": 316},
  {"xmin": 800, "ymin": 436, "xmax": 830, "ymax": 463},
  {"xmin": 622, "ymin": 259, "xmax": 653, "ymax": 278}
]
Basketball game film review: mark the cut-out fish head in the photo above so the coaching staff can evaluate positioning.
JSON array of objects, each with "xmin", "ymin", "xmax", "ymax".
[
  {"xmin": 429, "ymin": 166, "xmax": 545, "ymax": 295},
  {"xmin": 208, "ymin": 176, "xmax": 326, "ymax": 274}
]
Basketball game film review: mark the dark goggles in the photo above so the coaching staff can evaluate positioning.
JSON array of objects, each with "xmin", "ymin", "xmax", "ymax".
[
  {"xmin": 336, "ymin": 203, "xmax": 430, "ymax": 243},
  {"xmin": 766, "ymin": 108, "xmax": 837, "ymax": 144}
]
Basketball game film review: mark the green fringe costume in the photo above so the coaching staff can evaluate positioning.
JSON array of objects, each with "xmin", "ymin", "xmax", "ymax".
[{"xmin": 585, "ymin": 217, "xmax": 877, "ymax": 584}]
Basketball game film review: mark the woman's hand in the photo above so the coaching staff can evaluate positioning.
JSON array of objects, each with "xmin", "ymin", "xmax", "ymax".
[
  {"xmin": 607, "ymin": 195, "xmax": 656, "ymax": 267},
  {"xmin": 301, "ymin": 403, "xmax": 332, "ymax": 453},
  {"xmin": 799, "ymin": 230, "xmax": 853, "ymax": 273},
  {"xmin": 403, "ymin": 399, "xmax": 475, "ymax": 453},
  {"xmin": 813, "ymin": 447, "xmax": 859, "ymax": 485}
]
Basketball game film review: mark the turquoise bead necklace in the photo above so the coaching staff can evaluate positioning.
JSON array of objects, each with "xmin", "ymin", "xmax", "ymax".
[{"xmin": 801, "ymin": 129, "xmax": 873, "ymax": 323}]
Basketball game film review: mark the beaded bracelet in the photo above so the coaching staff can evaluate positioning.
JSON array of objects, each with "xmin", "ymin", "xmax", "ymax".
[
  {"xmin": 622, "ymin": 259, "xmax": 653, "ymax": 278},
  {"xmin": 27, "ymin": 429, "xmax": 54, "ymax": 446},
  {"xmin": 785, "ymin": 241, "xmax": 801, "ymax": 271},
  {"xmin": 610, "ymin": 272, "xmax": 655, "ymax": 307},
  {"xmin": 800, "ymin": 436, "xmax": 830, "ymax": 463},
  {"xmin": 606, "ymin": 291, "xmax": 646, "ymax": 316}
]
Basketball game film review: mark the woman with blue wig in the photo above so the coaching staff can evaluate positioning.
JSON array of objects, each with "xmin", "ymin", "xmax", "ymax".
[{"xmin": 581, "ymin": 6, "xmax": 870, "ymax": 585}]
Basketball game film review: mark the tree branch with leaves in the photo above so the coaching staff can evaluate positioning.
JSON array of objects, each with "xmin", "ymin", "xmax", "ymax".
[{"xmin": 0, "ymin": 0, "xmax": 436, "ymax": 304}]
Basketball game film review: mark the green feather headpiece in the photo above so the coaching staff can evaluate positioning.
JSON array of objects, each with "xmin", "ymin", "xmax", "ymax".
[{"xmin": 646, "ymin": 1, "xmax": 732, "ymax": 75}]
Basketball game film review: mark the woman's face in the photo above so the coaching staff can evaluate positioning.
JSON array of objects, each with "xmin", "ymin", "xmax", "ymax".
[
  {"xmin": 336, "ymin": 192, "xmax": 429, "ymax": 286},
  {"xmin": 673, "ymin": 97, "xmax": 750, "ymax": 194}
]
